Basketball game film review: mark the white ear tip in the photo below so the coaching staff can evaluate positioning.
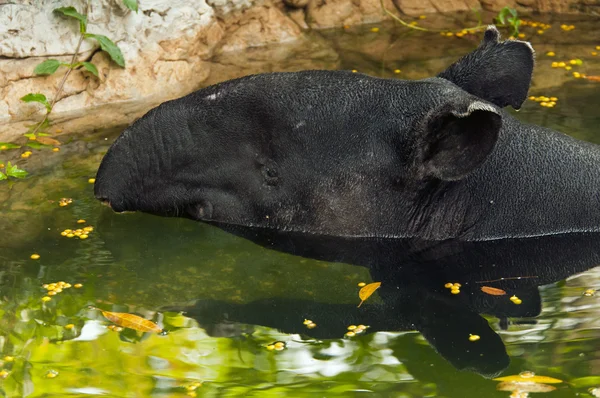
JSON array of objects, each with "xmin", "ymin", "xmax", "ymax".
[
  {"xmin": 468, "ymin": 101, "xmax": 498, "ymax": 114},
  {"xmin": 451, "ymin": 101, "xmax": 498, "ymax": 118}
]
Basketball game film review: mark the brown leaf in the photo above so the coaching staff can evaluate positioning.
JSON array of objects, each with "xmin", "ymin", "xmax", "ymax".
[
  {"xmin": 586, "ymin": 75, "xmax": 600, "ymax": 82},
  {"xmin": 100, "ymin": 310, "xmax": 163, "ymax": 333},
  {"xmin": 358, "ymin": 282, "xmax": 381, "ymax": 308},
  {"xmin": 36, "ymin": 136, "xmax": 61, "ymax": 146},
  {"xmin": 481, "ymin": 286, "xmax": 507, "ymax": 296}
]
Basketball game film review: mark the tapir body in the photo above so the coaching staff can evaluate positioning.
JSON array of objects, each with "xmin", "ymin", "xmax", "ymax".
[{"xmin": 94, "ymin": 27, "xmax": 600, "ymax": 241}]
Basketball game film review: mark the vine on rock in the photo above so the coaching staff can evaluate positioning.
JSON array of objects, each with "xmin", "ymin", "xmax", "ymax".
[{"xmin": 0, "ymin": 0, "xmax": 137, "ymax": 182}]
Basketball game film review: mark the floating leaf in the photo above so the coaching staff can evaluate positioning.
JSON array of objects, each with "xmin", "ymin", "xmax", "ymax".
[
  {"xmin": 36, "ymin": 136, "xmax": 61, "ymax": 146},
  {"xmin": 586, "ymin": 76, "xmax": 600, "ymax": 82},
  {"xmin": 496, "ymin": 381, "xmax": 556, "ymax": 393},
  {"xmin": 357, "ymin": 282, "xmax": 381, "ymax": 308},
  {"xmin": 0, "ymin": 143, "xmax": 21, "ymax": 150},
  {"xmin": 99, "ymin": 310, "xmax": 163, "ymax": 333},
  {"xmin": 5, "ymin": 162, "xmax": 28, "ymax": 179},
  {"xmin": 54, "ymin": 6, "xmax": 87, "ymax": 33},
  {"xmin": 85, "ymin": 33, "xmax": 125, "ymax": 67},
  {"xmin": 494, "ymin": 375, "xmax": 563, "ymax": 384},
  {"xmin": 81, "ymin": 61, "xmax": 99, "ymax": 77},
  {"xmin": 123, "ymin": 0, "xmax": 138, "ymax": 12},
  {"xmin": 34, "ymin": 59, "xmax": 62, "ymax": 75},
  {"xmin": 26, "ymin": 142, "xmax": 53, "ymax": 150},
  {"xmin": 21, "ymin": 93, "xmax": 51, "ymax": 112},
  {"xmin": 570, "ymin": 376, "xmax": 600, "ymax": 388},
  {"xmin": 481, "ymin": 286, "xmax": 507, "ymax": 296}
]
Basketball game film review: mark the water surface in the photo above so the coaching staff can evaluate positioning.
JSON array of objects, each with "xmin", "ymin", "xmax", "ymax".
[{"xmin": 1, "ymin": 15, "xmax": 600, "ymax": 397}]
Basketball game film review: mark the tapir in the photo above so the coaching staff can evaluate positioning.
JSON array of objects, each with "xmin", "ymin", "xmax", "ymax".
[{"xmin": 94, "ymin": 26, "xmax": 600, "ymax": 241}]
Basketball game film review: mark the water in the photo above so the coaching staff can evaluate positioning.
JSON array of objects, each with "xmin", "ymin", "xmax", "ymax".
[{"xmin": 1, "ymin": 15, "xmax": 600, "ymax": 397}]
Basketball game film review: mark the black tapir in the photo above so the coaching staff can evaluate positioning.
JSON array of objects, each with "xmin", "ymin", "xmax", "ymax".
[{"xmin": 94, "ymin": 26, "xmax": 600, "ymax": 241}]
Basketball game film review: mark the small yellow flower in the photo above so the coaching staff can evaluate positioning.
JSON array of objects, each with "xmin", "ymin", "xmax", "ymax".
[
  {"xmin": 42, "ymin": 296, "xmax": 52, "ymax": 302},
  {"xmin": 469, "ymin": 334, "xmax": 480, "ymax": 341},
  {"xmin": 88, "ymin": 178, "xmax": 96, "ymax": 184},
  {"xmin": 30, "ymin": 253, "xmax": 40, "ymax": 260}
]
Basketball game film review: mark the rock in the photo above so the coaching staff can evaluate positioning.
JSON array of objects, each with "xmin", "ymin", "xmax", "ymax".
[{"xmin": 0, "ymin": 0, "xmax": 303, "ymax": 143}]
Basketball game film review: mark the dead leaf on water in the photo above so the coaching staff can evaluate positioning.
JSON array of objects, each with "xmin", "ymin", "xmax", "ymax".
[
  {"xmin": 481, "ymin": 286, "xmax": 507, "ymax": 296},
  {"xmin": 36, "ymin": 136, "xmax": 61, "ymax": 146},
  {"xmin": 358, "ymin": 282, "xmax": 381, "ymax": 308},
  {"xmin": 97, "ymin": 309, "xmax": 163, "ymax": 333},
  {"xmin": 586, "ymin": 75, "xmax": 600, "ymax": 82}
]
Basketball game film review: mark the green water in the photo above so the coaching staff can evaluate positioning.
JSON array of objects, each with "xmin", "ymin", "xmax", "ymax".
[{"xmin": 2, "ymin": 16, "xmax": 600, "ymax": 397}]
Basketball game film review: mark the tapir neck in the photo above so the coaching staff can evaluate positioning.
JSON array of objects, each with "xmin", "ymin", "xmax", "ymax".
[{"xmin": 462, "ymin": 114, "xmax": 600, "ymax": 241}]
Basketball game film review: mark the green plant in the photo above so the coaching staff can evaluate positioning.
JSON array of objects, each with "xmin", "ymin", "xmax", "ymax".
[
  {"xmin": 496, "ymin": 6, "xmax": 520, "ymax": 37},
  {"xmin": 20, "ymin": 4, "xmax": 127, "ymax": 142},
  {"xmin": 0, "ymin": 162, "xmax": 28, "ymax": 181}
]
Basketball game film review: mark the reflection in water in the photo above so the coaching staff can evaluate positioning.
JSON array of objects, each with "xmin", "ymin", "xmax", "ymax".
[{"xmin": 170, "ymin": 227, "xmax": 600, "ymax": 378}]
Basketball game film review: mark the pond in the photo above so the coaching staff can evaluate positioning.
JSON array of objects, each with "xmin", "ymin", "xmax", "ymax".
[{"xmin": 1, "ymin": 14, "xmax": 600, "ymax": 397}]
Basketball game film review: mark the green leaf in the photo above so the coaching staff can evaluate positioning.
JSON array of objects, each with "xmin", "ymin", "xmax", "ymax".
[
  {"xmin": 81, "ymin": 61, "xmax": 99, "ymax": 77},
  {"xmin": 123, "ymin": 0, "xmax": 138, "ymax": 12},
  {"xmin": 26, "ymin": 142, "xmax": 52, "ymax": 150},
  {"xmin": 571, "ymin": 376, "xmax": 600, "ymax": 388},
  {"xmin": 54, "ymin": 6, "xmax": 87, "ymax": 33},
  {"xmin": 20, "ymin": 93, "xmax": 51, "ymax": 113},
  {"xmin": 6, "ymin": 162, "xmax": 28, "ymax": 179},
  {"xmin": 37, "ymin": 132, "xmax": 51, "ymax": 137},
  {"xmin": 85, "ymin": 34, "xmax": 125, "ymax": 67},
  {"xmin": 0, "ymin": 143, "xmax": 21, "ymax": 150},
  {"xmin": 0, "ymin": 172, "xmax": 6, "ymax": 181},
  {"xmin": 34, "ymin": 59, "xmax": 62, "ymax": 76},
  {"xmin": 497, "ymin": 7, "xmax": 508, "ymax": 25}
]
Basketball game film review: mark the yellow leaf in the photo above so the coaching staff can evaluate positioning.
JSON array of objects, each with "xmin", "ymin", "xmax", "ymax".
[
  {"xmin": 481, "ymin": 286, "xmax": 507, "ymax": 296},
  {"xmin": 100, "ymin": 310, "xmax": 163, "ymax": 333},
  {"xmin": 494, "ymin": 375, "xmax": 563, "ymax": 384},
  {"xmin": 357, "ymin": 282, "xmax": 381, "ymax": 308}
]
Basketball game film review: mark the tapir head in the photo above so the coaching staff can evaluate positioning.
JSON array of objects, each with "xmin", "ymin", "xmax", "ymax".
[{"xmin": 94, "ymin": 26, "xmax": 600, "ymax": 240}]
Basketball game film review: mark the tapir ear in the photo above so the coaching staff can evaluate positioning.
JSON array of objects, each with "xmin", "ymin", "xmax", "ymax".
[
  {"xmin": 438, "ymin": 25, "xmax": 535, "ymax": 110},
  {"xmin": 416, "ymin": 100, "xmax": 502, "ymax": 181}
]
